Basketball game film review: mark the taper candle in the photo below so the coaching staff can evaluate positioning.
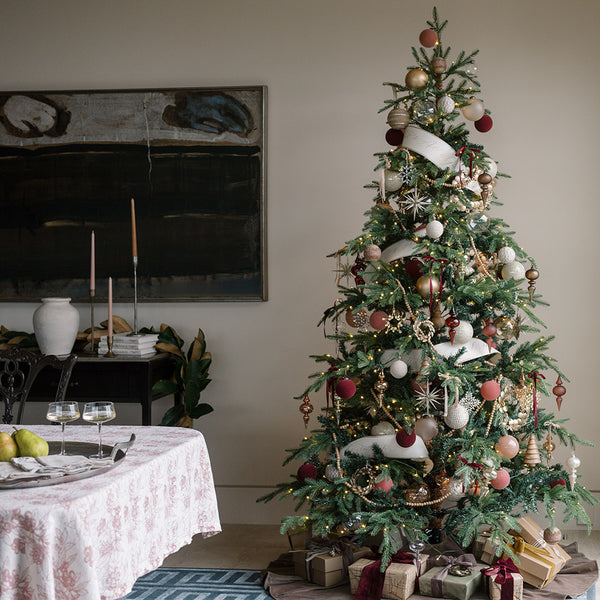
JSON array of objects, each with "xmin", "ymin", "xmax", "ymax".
[
  {"xmin": 131, "ymin": 198, "xmax": 138, "ymax": 258},
  {"xmin": 107, "ymin": 277, "xmax": 113, "ymax": 338},
  {"xmin": 90, "ymin": 230, "xmax": 95, "ymax": 291}
]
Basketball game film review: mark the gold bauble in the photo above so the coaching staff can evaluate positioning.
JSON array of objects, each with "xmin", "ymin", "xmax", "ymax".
[
  {"xmin": 405, "ymin": 68, "xmax": 429, "ymax": 91},
  {"xmin": 493, "ymin": 316, "xmax": 515, "ymax": 340},
  {"xmin": 416, "ymin": 275, "xmax": 440, "ymax": 298}
]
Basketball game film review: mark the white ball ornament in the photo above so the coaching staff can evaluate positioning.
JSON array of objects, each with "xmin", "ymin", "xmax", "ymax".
[
  {"xmin": 384, "ymin": 169, "xmax": 404, "ymax": 192},
  {"xmin": 444, "ymin": 404, "xmax": 469, "ymax": 429},
  {"xmin": 501, "ymin": 261, "xmax": 526, "ymax": 280},
  {"xmin": 425, "ymin": 220, "xmax": 444, "ymax": 240},
  {"xmin": 371, "ymin": 422, "xmax": 396, "ymax": 436},
  {"xmin": 497, "ymin": 246, "xmax": 516, "ymax": 264},
  {"xmin": 389, "ymin": 359, "xmax": 408, "ymax": 379},
  {"xmin": 461, "ymin": 98, "xmax": 485, "ymax": 121},
  {"xmin": 437, "ymin": 95, "xmax": 455, "ymax": 115},
  {"xmin": 452, "ymin": 321, "xmax": 474, "ymax": 345}
]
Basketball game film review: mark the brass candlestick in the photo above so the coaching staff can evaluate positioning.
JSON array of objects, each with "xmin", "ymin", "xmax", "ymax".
[
  {"xmin": 89, "ymin": 289, "xmax": 96, "ymax": 354},
  {"xmin": 104, "ymin": 334, "xmax": 115, "ymax": 358}
]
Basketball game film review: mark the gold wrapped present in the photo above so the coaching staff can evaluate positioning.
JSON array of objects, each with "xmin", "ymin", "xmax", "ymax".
[
  {"xmin": 506, "ymin": 536, "xmax": 558, "ymax": 589},
  {"xmin": 481, "ymin": 558, "xmax": 524, "ymax": 600}
]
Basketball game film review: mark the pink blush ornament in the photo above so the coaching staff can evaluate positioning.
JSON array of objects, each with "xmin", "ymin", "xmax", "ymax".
[
  {"xmin": 336, "ymin": 378, "xmax": 356, "ymax": 399},
  {"xmin": 374, "ymin": 476, "xmax": 394, "ymax": 493},
  {"xmin": 495, "ymin": 435, "xmax": 520, "ymax": 459},
  {"xmin": 369, "ymin": 311, "xmax": 388, "ymax": 330},
  {"xmin": 490, "ymin": 468, "xmax": 510, "ymax": 490},
  {"xmin": 481, "ymin": 380, "xmax": 501, "ymax": 401}
]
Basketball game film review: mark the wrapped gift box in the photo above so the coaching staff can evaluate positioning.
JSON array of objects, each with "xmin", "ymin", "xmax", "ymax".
[
  {"xmin": 293, "ymin": 546, "xmax": 370, "ymax": 587},
  {"xmin": 419, "ymin": 558, "xmax": 484, "ymax": 600},
  {"xmin": 482, "ymin": 560, "xmax": 524, "ymax": 600},
  {"xmin": 348, "ymin": 554, "xmax": 429, "ymax": 600},
  {"xmin": 480, "ymin": 539, "xmax": 500, "ymax": 565},
  {"xmin": 508, "ymin": 515, "xmax": 570, "ymax": 571},
  {"xmin": 471, "ymin": 535, "xmax": 491, "ymax": 561}
]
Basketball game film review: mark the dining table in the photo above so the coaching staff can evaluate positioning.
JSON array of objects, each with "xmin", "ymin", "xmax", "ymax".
[{"xmin": 0, "ymin": 424, "xmax": 221, "ymax": 600}]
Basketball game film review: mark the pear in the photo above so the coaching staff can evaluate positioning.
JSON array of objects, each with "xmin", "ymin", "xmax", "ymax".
[
  {"xmin": 12, "ymin": 428, "xmax": 49, "ymax": 458},
  {"xmin": 0, "ymin": 432, "xmax": 18, "ymax": 461}
]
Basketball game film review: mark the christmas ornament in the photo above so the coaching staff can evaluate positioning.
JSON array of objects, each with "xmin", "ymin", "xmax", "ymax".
[
  {"xmin": 501, "ymin": 261, "xmax": 526, "ymax": 280},
  {"xmin": 414, "ymin": 415, "xmax": 439, "ymax": 441},
  {"xmin": 461, "ymin": 98, "xmax": 485, "ymax": 121},
  {"xmin": 497, "ymin": 246, "xmax": 516, "ymax": 264},
  {"xmin": 553, "ymin": 376, "xmax": 566, "ymax": 411},
  {"xmin": 447, "ymin": 477, "xmax": 466, "ymax": 501},
  {"xmin": 437, "ymin": 95, "xmax": 455, "ymax": 114},
  {"xmin": 525, "ymin": 265, "xmax": 539, "ymax": 302},
  {"xmin": 345, "ymin": 513, "xmax": 363, "ymax": 531},
  {"xmin": 414, "ymin": 380, "xmax": 442, "ymax": 413},
  {"xmin": 297, "ymin": 463, "xmax": 317, "ymax": 483},
  {"xmin": 416, "ymin": 274, "xmax": 440, "ymax": 298},
  {"xmin": 524, "ymin": 433, "xmax": 541, "ymax": 467},
  {"xmin": 543, "ymin": 430, "xmax": 555, "ymax": 461},
  {"xmin": 336, "ymin": 378, "xmax": 356, "ymax": 399},
  {"xmin": 364, "ymin": 243, "xmax": 382, "ymax": 262},
  {"xmin": 349, "ymin": 465, "xmax": 375, "ymax": 495},
  {"xmin": 398, "ymin": 164, "xmax": 417, "ymax": 185},
  {"xmin": 345, "ymin": 308, "xmax": 368, "ymax": 328},
  {"xmin": 373, "ymin": 369, "xmax": 389, "ymax": 405},
  {"xmin": 495, "ymin": 435, "xmax": 519, "ymax": 459},
  {"xmin": 478, "ymin": 172, "xmax": 493, "ymax": 206},
  {"xmin": 406, "ymin": 258, "xmax": 424, "ymax": 278},
  {"xmin": 299, "ymin": 393, "xmax": 314, "ymax": 428},
  {"xmin": 384, "ymin": 169, "xmax": 404, "ymax": 192},
  {"xmin": 389, "ymin": 359, "xmax": 408, "ymax": 379},
  {"xmin": 544, "ymin": 527, "xmax": 562, "ymax": 544},
  {"xmin": 566, "ymin": 452, "xmax": 581, "ymax": 490},
  {"xmin": 493, "ymin": 316, "xmax": 515, "ymax": 340},
  {"xmin": 481, "ymin": 380, "xmax": 501, "ymax": 401},
  {"xmin": 475, "ymin": 114, "xmax": 493, "ymax": 132},
  {"xmin": 371, "ymin": 421, "xmax": 395, "ymax": 436},
  {"xmin": 399, "ymin": 187, "xmax": 431, "ymax": 218},
  {"xmin": 385, "ymin": 128, "xmax": 404, "ymax": 146},
  {"xmin": 445, "ymin": 309, "xmax": 460, "ymax": 343},
  {"xmin": 459, "ymin": 391, "xmax": 479, "ymax": 411},
  {"xmin": 550, "ymin": 478, "xmax": 567, "ymax": 488},
  {"xmin": 490, "ymin": 468, "xmax": 510, "ymax": 490},
  {"xmin": 430, "ymin": 300, "xmax": 445, "ymax": 330},
  {"xmin": 351, "ymin": 255, "xmax": 367, "ymax": 285},
  {"xmin": 396, "ymin": 428, "xmax": 416, "ymax": 448},
  {"xmin": 425, "ymin": 219, "xmax": 444, "ymax": 239},
  {"xmin": 325, "ymin": 464, "xmax": 341, "ymax": 481},
  {"xmin": 467, "ymin": 211, "xmax": 490, "ymax": 232},
  {"xmin": 452, "ymin": 320, "xmax": 473, "ymax": 345},
  {"xmin": 482, "ymin": 318, "xmax": 497, "ymax": 352},
  {"xmin": 374, "ymin": 476, "xmax": 394, "ymax": 493},
  {"xmin": 431, "ymin": 56, "xmax": 447, "ymax": 74},
  {"xmin": 405, "ymin": 68, "xmax": 429, "ymax": 90},
  {"xmin": 419, "ymin": 28, "xmax": 438, "ymax": 47},
  {"xmin": 412, "ymin": 99, "xmax": 435, "ymax": 125},
  {"xmin": 387, "ymin": 106, "xmax": 410, "ymax": 129},
  {"xmin": 369, "ymin": 310, "xmax": 388, "ymax": 330},
  {"xmin": 405, "ymin": 482, "xmax": 430, "ymax": 503},
  {"xmin": 444, "ymin": 403, "xmax": 469, "ymax": 429},
  {"xmin": 384, "ymin": 306, "xmax": 405, "ymax": 333}
]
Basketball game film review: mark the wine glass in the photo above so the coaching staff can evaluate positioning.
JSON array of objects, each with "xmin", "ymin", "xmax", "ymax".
[
  {"xmin": 82, "ymin": 402, "xmax": 116, "ymax": 458},
  {"xmin": 46, "ymin": 401, "xmax": 80, "ymax": 455}
]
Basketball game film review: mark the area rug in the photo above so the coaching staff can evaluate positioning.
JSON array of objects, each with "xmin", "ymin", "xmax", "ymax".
[{"xmin": 119, "ymin": 567, "xmax": 271, "ymax": 599}]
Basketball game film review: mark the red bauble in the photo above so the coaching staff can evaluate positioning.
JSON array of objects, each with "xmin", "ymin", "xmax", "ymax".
[
  {"xmin": 336, "ymin": 378, "xmax": 356, "ymax": 399},
  {"xmin": 396, "ymin": 428, "xmax": 416, "ymax": 448},
  {"xmin": 406, "ymin": 258, "xmax": 423, "ymax": 278},
  {"xmin": 369, "ymin": 311, "xmax": 389, "ymax": 330},
  {"xmin": 550, "ymin": 478, "xmax": 567, "ymax": 488},
  {"xmin": 419, "ymin": 28, "xmax": 438, "ymax": 48},
  {"xmin": 490, "ymin": 468, "xmax": 510, "ymax": 490},
  {"xmin": 297, "ymin": 463, "xmax": 317, "ymax": 483},
  {"xmin": 480, "ymin": 380, "xmax": 501, "ymax": 401},
  {"xmin": 374, "ymin": 476, "xmax": 394, "ymax": 493},
  {"xmin": 475, "ymin": 115, "xmax": 493, "ymax": 132},
  {"xmin": 385, "ymin": 128, "xmax": 404, "ymax": 146}
]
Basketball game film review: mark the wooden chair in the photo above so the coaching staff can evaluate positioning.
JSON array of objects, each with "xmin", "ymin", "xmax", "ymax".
[{"xmin": 0, "ymin": 347, "xmax": 77, "ymax": 424}]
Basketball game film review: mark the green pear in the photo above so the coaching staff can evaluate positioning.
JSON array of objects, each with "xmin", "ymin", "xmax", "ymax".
[
  {"xmin": 12, "ymin": 428, "xmax": 49, "ymax": 458},
  {"xmin": 0, "ymin": 432, "xmax": 19, "ymax": 461}
]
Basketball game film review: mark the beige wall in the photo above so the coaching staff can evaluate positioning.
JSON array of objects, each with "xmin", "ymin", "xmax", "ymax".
[{"xmin": 1, "ymin": 0, "xmax": 599, "ymax": 526}]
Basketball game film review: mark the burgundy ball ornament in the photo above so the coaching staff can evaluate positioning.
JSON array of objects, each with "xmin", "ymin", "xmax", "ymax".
[
  {"xmin": 419, "ymin": 28, "xmax": 438, "ymax": 47},
  {"xmin": 406, "ymin": 258, "xmax": 423, "ymax": 278},
  {"xmin": 480, "ymin": 380, "xmax": 501, "ymax": 401},
  {"xmin": 369, "ymin": 310, "xmax": 389, "ymax": 331},
  {"xmin": 490, "ymin": 468, "xmax": 510, "ymax": 490},
  {"xmin": 385, "ymin": 128, "xmax": 404, "ymax": 146},
  {"xmin": 396, "ymin": 428, "xmax": 416, "ymax": 448},
  {"xmin": 297, "ymin": 463, "xmax": 318, "ymax": 483},
  {"xmin": 550, "ymin": 478, "xmax": 567, "ymax": 488},
  {"xmin": 336, "ymin": 378, "xmax": 356, "ymax": 399},
  {"xmin": 364, "ymin": 243, "xmax": 382, "ymax": 262},
  {"xmin": 495, "ymin": 435, "xmax": 520, "ymax": 459},
  {"xmin": 475, "ymin": 114, "xmax": 493, "ymax": 132},
  {"xmin": 374, "ymin": 476, "xmax": 394, "ymax": 493}
]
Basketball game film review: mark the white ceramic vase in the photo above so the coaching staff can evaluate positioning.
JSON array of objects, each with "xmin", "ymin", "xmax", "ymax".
[{"xmin": 33, "ymin": 297, "xmax": 80, "ymax": 357}]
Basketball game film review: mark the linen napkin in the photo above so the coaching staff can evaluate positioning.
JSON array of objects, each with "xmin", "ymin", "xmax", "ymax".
[{"xmin": 0, "ymin": 454, "xmax": 113, "ymax": 481}]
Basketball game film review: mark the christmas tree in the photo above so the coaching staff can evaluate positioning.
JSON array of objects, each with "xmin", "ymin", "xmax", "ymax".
[{"xmin": 260, "ymin": 8, "xmax": 596, "ymax": 565}]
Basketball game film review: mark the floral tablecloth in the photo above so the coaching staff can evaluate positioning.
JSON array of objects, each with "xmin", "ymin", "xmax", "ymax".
[{"xmin": 0, "ymin": 424, "xmax": 221, "ymax": 600}]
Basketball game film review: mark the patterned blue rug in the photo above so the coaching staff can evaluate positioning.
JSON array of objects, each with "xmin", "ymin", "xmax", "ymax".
[{"xmin": 120, "ymin": 567, "xmax": 271, "ymax": 599}]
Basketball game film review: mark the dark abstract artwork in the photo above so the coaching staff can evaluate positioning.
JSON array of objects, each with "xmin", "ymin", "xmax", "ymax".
[{"xmin": 0, "ymin": 86, "xmax": 266, "ymax": 301}]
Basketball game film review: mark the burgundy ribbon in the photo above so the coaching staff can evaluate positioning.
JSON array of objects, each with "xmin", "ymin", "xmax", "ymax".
[
  {"xmin": 423, "ymin": 256, "xmax": 449, "ymax": 312},
  {"xmin": 455, "ymin": 146, "xmax": 481, "ymax": 184},
  {"xmin": 354, "ymin": 551, "xmax": 417, "ymax": 600},
  {"xmin": 482, "ymin": 558, "xmax": 520, "ymax": 600},
  {"xmin": 527, "ymin": 372, "xmax": 545, "ymax": 429},
  {"xmin": 430, "ymin": 554, "xmax": 477, "ymax": 597}
]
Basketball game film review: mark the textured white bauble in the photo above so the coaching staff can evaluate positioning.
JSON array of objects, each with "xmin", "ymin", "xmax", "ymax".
[
  {"xmin": 414, "ymin": 416, "xmax": 439, "ymax": 441},
  {"xmin": 384, "ymin": 169, "xmax": 404, "ymax": 192},
  {"xmin": 325, "ymin": 464, "xmax": 341, "ymax": 481},
  {"xmin": 452, "ymin": 321, "xmax": 474, "ymax": 345},
  {"xmin": 501, "ymin": 261, "xmax": 526, "ymax": 280},
  {"xmin": 437, "ymin": 95, "xmax": 455, "ymax": 115},
  {"xmin": 371, "ymin": 422, "xmax": 396, "ymax": 436},
  {"xmin": 389, "ymin": 359, "xmax": 408, "ymax": 379},
  {"xmin": 497, "ymin": 246, "xmax": 516, "ymax": 264},
  {"xmin": 566, "ymin": 454, "xmax": 581, "ymax": 470},
  {"xmin": 444, "ymin": 404, "xmax": 469, "ymax": 429},
  {"xmin": 425, "ymin": 220, "xmax": 444, "ymax": 240},
  {"xmin": 461, "ymin": 98, "xmax": 485, "ymax": 121}
]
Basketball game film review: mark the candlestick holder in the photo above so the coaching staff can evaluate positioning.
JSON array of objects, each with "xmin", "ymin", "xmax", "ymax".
[
  {"xmin": 104, "ymin": 334, "xmax": 115, "ymax": 358},
  {"xmin": 89, "ymin": 289, "xmax": 97, "ymax": 354},
  {"xmin": 128, "ymin": 255, "xmax": 143, "ymax": 337}
]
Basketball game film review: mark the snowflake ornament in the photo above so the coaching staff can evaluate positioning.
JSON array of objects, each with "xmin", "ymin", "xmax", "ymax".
[
  {"xmin": 459, "ymin": 391, "xmax": 479, "ymax": 411},
  {"xmin": 399, "ymin": 164, "xmax": 416, "ymax": 184},
  {"xmin": 398, "ymin": 187, "xmax": 431, "ymax": 219}
]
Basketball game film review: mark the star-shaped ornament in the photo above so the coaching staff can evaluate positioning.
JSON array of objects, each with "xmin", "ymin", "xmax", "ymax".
[
  {"xmin": 398, "ymin": 187, "xmax": 431, "ymax": 219},
  {"xmin": 414, "ymin": 381, "xmax": 442, "ymax": 414}
]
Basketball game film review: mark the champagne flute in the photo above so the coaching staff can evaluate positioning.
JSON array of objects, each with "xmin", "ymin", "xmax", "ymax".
[
  {"xmin": 46, "ymin": 401, "xmax": 80, "ymax": 455},
  {"xmin": 82, "ymin": 401, "xmax": 116, "ymax": 458}
]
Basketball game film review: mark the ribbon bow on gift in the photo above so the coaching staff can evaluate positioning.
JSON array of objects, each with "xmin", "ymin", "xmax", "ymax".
[
  {"xmin": 481, "ymin": 558, "xmax": 520, "ymax": 600},
  {"xmin": 303, "ymin": 536, "xmax": 357, "ymax": 582},
  {"xmin": 430, "ymin": 553, "xmax": 478, "ymax": 598},
  {"xmin": 354, "ymin": 550, "xmax": 417, "ymax": 600}
]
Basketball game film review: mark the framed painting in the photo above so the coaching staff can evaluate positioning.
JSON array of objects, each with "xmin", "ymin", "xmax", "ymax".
[{"xmin": 0, "ymin": 85, "xmax": 267, "ymax": 302}]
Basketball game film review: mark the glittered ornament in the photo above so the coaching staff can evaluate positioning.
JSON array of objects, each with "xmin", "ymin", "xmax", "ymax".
[
  {"xmin": 405, "ymin": 68, "xmax": 429, "ymax": 91},
  {"xmin": 374, "ymin": 476, "xmax": 394, "ymax": 493},
  {"xmin": 544, "ymin": 527, "xmax": 562, "ymax": 544},
  {"xmin": 405, "ymin": 482, "xmax": 431, "ymax": 503},
  {"xmin": 384, "ymin": 169, "xmax": 404, "ymax": 192},
  {"xmin": 406, "ymin": 258, "xmax": 424, "ymax": 278},
  {"xmin": 437, "ymin": 95, "xmax": 455, "ymax": 114},
  {"xmin": 501, "ymin": 261, "xmax": 526, "ymax": 280},
  {"xmin": 475, "ymin": 114, "xmax": 493, "ymax": 132},
  {"xmin": 452, "ymin": 320, "xmax": 473, "ymax": 345},
  {"xmin": 461, "ymin": 98, "xmax": 485, "ymax": 121},
  {"xmin": 387, "ymin": 106, "xmax": 410, "ymax": 130},
  {"xmin": 369, "ymin": 310, "xmax": 389, "ymax": 330},
  {"xmin": 419, "ymin": 28, "xmax": 438, "ymax": 47},
  {"xmin": 346, "ymin": 308, "xmax": 368, "ymax": 328},
  {"xmin": 364, "ymin": 243, "xmax": 382, "ymax": 262},
  {"xmin": 396, "ymin": 428, "xmax": 416, "ymax": 448},
  {"xmin": 495, "ymin": 435, "xmax": 519, "ymax": 459},
  {"xmin": 385, "ymin": 128, "xmax": 404, "ymax": 146},
  {"xmin": 297, "ymin": 463, "xmax": 317, "ymax": 483},
  {"xmin": 389, "ymin": 359, "xmax": 408, "ymax": 379},
  {"xmin": 371, "ymin": 421, "xmax": 396, "ymax": 436},
  {"xmin": 425, "ymin": 220, "xmax": 444, "ymax": 239},
  {"xmin": 497, "ymin": 246, "xmax": 516, "ymax": 264},
  {"xmin": 481, "ymin": 380, "xmax": 501, "ymax": 401},
  {"xmin": 416, "ymin": 275, "xmax": 440, "ymax": 298},
  {"xmin": 336, "ymin": 378, "xmax": 356, "ymax": 399},
  {"xmin": 444, "ymin": 403, "xmax": 469, "ymax": 429},
  {"xmin": 490, "ymin": 468, "xmax": 510, "ymax": 490},
  {"xmin": 414, "ymin": 415, "xmax": 439, "ymax": 441}
]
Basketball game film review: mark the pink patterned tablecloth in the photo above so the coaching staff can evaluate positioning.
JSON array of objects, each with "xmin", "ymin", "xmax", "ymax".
[{"xmin": 0, "ymin": 424, "xmax": 221, "ymax": 600}]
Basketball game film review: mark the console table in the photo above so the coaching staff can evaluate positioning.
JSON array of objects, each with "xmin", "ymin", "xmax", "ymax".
[{"xmin": 28, "ymin": 353, "xmax": 179, "ymax": 425}]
